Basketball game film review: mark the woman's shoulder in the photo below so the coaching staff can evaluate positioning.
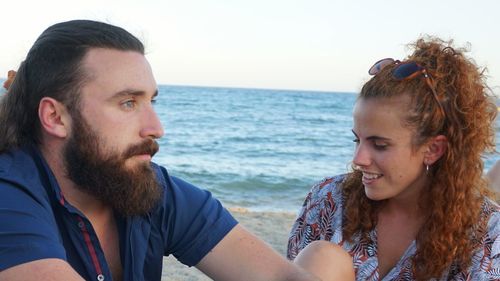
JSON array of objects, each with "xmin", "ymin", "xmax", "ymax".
[
  {"xmin": 470, "ymin": 197, "xmax": 500, "ymax": 256},
  {"xmin": 305, "ymin": 174, "xmax": 349, "ymax": 205},
  {"xmin": 310, "ymin": 174, "xmax": 348, "ymax": 192},
  {"xmin": 481, "ymin": 197, "xmax": 500, "ymax": 235},
  {"xmin": 465, "ymin": 198, "xmax": 500, "ymax": 276}
]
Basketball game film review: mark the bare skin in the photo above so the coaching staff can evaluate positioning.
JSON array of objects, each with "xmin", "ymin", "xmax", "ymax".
[
  {"xmin": 376, "ymin": 202, "xmax": 425, "ymax": 278},
  {"xmin": 294, "ymin": 241, "xmax": 355, "ymax": 281}
]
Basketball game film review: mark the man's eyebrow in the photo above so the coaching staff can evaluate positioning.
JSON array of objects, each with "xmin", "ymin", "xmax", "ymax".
[{"xmin": 110, "ymin": 89, "xmax": 158, "ymax": 99}]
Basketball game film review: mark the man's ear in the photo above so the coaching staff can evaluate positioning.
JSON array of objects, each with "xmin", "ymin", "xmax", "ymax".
[
  {"xmin": 38, "ymin": 97, "xmax": 71, "ymax": 138},
  {"xmin": 424, "ymin": 135, "xmax": 448, "ymax": 165}
]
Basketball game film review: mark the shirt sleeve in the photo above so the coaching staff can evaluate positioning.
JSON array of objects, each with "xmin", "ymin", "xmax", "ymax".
[
  {"xmin": 0, "ymin": 180, "xmax": 66, "ymax": 271},
  {"xmin": 158, "ymin": 167, "xmax": 238, "ymax": 266}
]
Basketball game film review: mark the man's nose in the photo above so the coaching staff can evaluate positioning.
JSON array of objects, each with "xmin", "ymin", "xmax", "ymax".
[{"xmin": 140, "ymin": 105, "xmax": 164, "ymax": 139}]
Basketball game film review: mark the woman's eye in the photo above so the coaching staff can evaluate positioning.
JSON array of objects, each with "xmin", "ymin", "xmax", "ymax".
[
  {"xmin": 352, "ymin": 138, "xmax": 360, "ymax": 144},
  {"xmin": 374, "ymin": 142, "xmax": 388, "ymax": 150}
]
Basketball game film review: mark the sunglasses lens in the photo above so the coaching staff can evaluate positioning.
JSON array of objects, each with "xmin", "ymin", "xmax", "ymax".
[
  {"xmin": 368, "ymin": 58, "xmax": 394, "ymax": 75},
  {"xmin": 393, "ymin": 62, "xmax": 422, "ymax": 80}
]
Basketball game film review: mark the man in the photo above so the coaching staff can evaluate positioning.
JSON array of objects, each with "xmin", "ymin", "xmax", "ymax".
[{"xmin": 0, "ymin": 20, "xmax": 318, "ymax": 281}]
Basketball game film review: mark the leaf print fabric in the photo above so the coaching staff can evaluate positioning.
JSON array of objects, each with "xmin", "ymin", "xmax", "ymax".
[{"xmin": 287, "ymin": 174, "xmax": 500, "ymax": 280}]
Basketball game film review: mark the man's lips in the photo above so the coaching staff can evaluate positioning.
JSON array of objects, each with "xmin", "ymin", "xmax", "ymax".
[
  {"xmin": 124, "ymin": 139, "xmax": 159, "ymax": 159},
  {"xmin": 130, "ymin": 154, "xmax": 152, "ymax": 161}
]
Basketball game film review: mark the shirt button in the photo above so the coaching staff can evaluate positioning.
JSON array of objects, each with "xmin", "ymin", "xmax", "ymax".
[
  {"xmin": 97, "ymin": 274, "xmax": 105, "ymax": 281},
  {"xmin": 78, "ymin": 221, "xmax": 84, "ymax": 229}
]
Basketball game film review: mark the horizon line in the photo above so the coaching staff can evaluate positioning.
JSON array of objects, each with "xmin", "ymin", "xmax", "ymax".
[{"xmin": 0, "ymin": 77, "xmax": 358, "ymax": 95}]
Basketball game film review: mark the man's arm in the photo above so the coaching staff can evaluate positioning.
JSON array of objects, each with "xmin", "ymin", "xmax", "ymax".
[
  {"xmin": 196, "ymin": 224, "xmax": 320, "ymax": 281},
  {"xmin": 0, "ymin": 259, "xmax": 84, "ymax": 281}
]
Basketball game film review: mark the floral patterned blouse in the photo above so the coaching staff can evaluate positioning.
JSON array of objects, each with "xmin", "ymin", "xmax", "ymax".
[{"xmin": 287, "ymin": 174, "xmax": 500, "ymax": 280}]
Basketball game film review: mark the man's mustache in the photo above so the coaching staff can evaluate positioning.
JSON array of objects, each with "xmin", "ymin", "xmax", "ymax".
[{"xmin": 123, "ymin": 139, "xmax": 159, "ymax": 159}]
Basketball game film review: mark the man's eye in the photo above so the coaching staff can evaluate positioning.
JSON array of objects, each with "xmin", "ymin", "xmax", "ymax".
[{"xmin": 122, "ymin": 100, "xmax": 136, "ymax": 109}]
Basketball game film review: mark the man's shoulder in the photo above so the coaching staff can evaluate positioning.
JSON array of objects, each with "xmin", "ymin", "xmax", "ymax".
[
  {"xmin": 0, "ymin": 147, "xmax": 22, "ymax": 173},
  {"xmin": 0, "ymin": 146, "xmax": 42, "ymax": 183},
  {"xmin": 0, "ymin": 146, "xmax": 53, "ymax": 208},
  {"xmin": 0, "ymin": 147, "xmax": 66, "ymax": 273},
  {"xmin": 146, "ymin": 163, "xmax": 237, "ymax": 267}
]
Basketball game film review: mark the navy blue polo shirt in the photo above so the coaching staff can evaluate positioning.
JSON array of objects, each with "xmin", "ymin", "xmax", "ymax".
[{"xmin": 0, "ymin": 145, "xmax": 238, "ymax": 281}]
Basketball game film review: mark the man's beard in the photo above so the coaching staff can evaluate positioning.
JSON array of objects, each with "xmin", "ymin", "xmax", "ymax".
[{"xmin": 63, "ymin": 112, "xmax": 162, "ymax": 216}]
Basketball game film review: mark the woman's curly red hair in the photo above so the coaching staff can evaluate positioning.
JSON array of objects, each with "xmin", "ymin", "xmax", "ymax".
[{"xmin": 341, "ymin": 37, "xmax": 497, "ymax": 280}]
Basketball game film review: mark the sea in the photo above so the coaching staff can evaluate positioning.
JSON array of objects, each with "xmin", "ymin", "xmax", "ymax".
[
  {"xmin": 151, "ymin": 85, "xmax": 500, "ymax": 212},
  {"xmin": 1, "ymin": 84, "xmax": 499, "ymax": 212}
]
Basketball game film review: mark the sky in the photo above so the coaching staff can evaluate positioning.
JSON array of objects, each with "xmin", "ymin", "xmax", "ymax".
[{"xmin": 1, "ymin": 0, "xmax": 499, "ymax": 93}]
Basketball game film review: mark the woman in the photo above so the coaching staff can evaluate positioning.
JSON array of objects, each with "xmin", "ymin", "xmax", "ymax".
[{"xmin": 288, "ymin": 37, "xmax": 500, "ymax": 280}]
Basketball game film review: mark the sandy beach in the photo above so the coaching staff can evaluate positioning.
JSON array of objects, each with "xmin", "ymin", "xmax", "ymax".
[{"xmin": 161, "ymin": 207, "xmax": 298, "ymax": 280}]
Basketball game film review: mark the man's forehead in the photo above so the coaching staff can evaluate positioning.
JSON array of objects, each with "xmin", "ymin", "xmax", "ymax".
[{"xmin": 79, "ymin": 48, "xmax": 157, "ymax": 97}]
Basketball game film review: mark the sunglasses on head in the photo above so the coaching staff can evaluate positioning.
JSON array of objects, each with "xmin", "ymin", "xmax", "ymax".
[{"xmin": 368, "ymin": 58, "xmax": 445, "ymax": 116}]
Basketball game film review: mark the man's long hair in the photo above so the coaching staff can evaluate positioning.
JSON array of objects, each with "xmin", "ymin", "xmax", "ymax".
[{"xmin": 0, "ymin": 20, "xmax": 145, "ymax": 152}]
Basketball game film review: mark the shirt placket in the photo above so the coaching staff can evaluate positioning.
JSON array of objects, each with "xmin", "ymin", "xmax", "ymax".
[{"xmin": 76, "ymin": 216, "xmax": 108, "ymax": 281}]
